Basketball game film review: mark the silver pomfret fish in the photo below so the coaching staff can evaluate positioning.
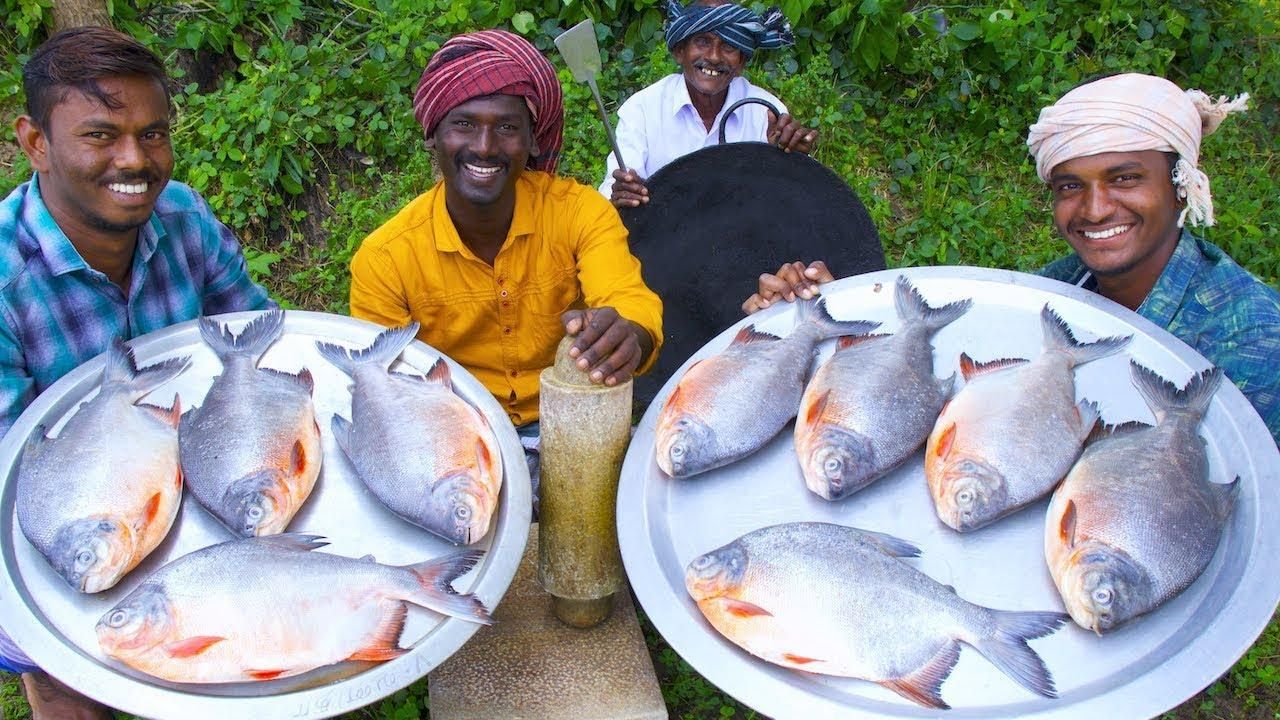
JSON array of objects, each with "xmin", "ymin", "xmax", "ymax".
[
  {"xmin": 796, "ymin": 277, "xmax": 971, "ymax": 500},
  {"xmin": 96, "ymin": 533, "xmax": 491, "ymax": 683},
  {"xmin": 686, "ymin": 522, "xmax": 1067, "ymax": 709},
  {"xmin": 318, "ymin": 325, "xmax": 503, "ymax": 545},
  {"xmin": 1046, "ymin": 362, "xmax": 1236, "ymax": 634},
  {"xmin": 16, "ymin": 339, "xmax": 189, "ymax": 593},
  {"xmin": 926, "ymin": 305, "xmax": 1131, "ymax": 531},
  {"xmin": 180, "ymin": 309, "xmax": 322, "ymax": 537},
  {"xmin": 656, "ymin": 298, "xmax": 879, "ymax": 478}
]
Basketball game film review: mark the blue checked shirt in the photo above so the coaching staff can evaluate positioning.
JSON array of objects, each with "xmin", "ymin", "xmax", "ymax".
[
  {"xmin": 1041, "ymin": 229, "xmax": 1280, "ymax": 444},
  {"xmin": 0, "ymin": 175, "xmax": 272, "ymax": 436}
]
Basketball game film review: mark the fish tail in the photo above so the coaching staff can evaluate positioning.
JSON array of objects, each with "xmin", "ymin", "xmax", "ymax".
[
  {"xmin": 316, "ymin": 323, "xmax": 421, "ymax": 376},
  {"xmin": 797, "ymin": 297, "xmax": 880, "ymax": 340},
  {"xmin": 1130, "ymin": 360, "xmax": 1222, "ymax": 423},
  {"xmin": 976, "ymin": 609, "xmax": 1068, "ymax": 698},
  {"xmin": 1040, "ymin": 305, "xmax": 1131, "ymax": 367},
  {"xmin": 198, "ymin": 308, "xmax": 284, "ymax": 363},
  {"xmin": 404, "ymin": 550, "xmax": 493, "ymax": 625},
  {"xmin": 105, "ymin": 338, "xmax": 191, "ymax": 403},
  {"xmin": 895, "ymin": 276, "xmax": 972, "ymax": 334}
]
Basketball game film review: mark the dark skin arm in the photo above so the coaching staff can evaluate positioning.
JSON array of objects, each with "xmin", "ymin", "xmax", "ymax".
[
  {"xmin": 562, "ymin": 307, "xmax": 655, "ymax": 386},
  {"xmin": 609, "ymin": 169, "xmax": 649, "ymax": 209},
  {"xmin": 741, "ymin": 260, "xmax": 834, "ymax": 314}
]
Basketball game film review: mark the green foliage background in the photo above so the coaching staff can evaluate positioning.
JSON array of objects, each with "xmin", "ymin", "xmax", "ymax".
[{"xmin": 0, "ymin": 0, "xmax": 1277, "ymax": 718}]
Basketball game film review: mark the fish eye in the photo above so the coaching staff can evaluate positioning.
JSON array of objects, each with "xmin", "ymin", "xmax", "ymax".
[
  {"xmin": 956, "ymin": 489, "xmax": 974, "ymax": 505},
  {"xmin": 455, "ymin": 505, "xmax": 472, "ymax": 520},
  {"xmin": 1092, "ymin": 588, "xmax": 1113, "ymax": 606},
  {"xmin": 692, "ymin": 555, "xmax": 713, "ymax": 569},
  {"xmin": 247, "ymin": 506, "xmax": 263, "ymax": 520},
  {"xmin": 823, "ymin": 456, "xmax": 843, "ymax": 475},
  {"xmin": 98, "ymin": 520, "xmax": 114, "ymax": 532},
  {"xmin": 671, "ymin": 445, "xmax": 685, "ymax": 458},
  {"xmin": 107, "ymin": 609, "xmax": 129, "ymax": 627},
  {"xmin": 76, "ymin": 549, "xmax": 96, "ymax": 567}
]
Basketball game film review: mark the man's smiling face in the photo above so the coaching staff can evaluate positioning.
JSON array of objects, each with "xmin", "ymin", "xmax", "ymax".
[
  {"xmin": 673, "ymin": 32, "xmax": 744, "ymax": 103},
  {"xmin": 1049, "ymin": 149, "xmax": 1182, "ymax": 281},
  {"xmin": 429, "ymin": 94, "xmax": 538, "ymax": 208}
]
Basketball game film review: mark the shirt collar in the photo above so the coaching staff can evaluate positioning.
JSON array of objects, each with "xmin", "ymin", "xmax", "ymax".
[
  {"xmin": 430, "ymin": 173, "xmax": 538, "ymax": 258},
  {"xmin": 669, "ymin": 75, "xmax": 749, "ymax": 130},
  {"xmin": 1136, "ymin": 228, "xmax": 1201, "ymax": 327},
  {"xmin": 24, "ymin": 173, "xmax": 166, "ymax": 277}
]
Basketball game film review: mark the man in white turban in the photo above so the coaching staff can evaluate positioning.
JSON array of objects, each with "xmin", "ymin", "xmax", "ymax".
[{"xmin": 1028, "ymin": 72, "xmax": 1280, "ymax": 443}]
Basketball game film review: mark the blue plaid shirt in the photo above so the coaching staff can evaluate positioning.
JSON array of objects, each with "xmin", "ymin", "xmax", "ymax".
[
  {"xmin": 1042, "ymin": 230, "xmax": 1280, "ymax": 443},
  {"xmin": 0, "ymin": 175, "xmax": 272, "ymax": 435}
]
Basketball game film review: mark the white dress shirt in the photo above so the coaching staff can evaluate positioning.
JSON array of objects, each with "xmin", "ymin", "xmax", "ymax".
[{"xmin": 598, "ymin": 73, "xmax": 787, "ymax": 197}]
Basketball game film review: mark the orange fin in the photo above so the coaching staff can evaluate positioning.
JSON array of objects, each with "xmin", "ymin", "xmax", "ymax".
[
  {"xmin": 425, "ymin": 358, "xmax": 452, "ymax": 387},
  {"xmin": 933, "ymin": 423, "xmax": 957, "ymax": 461},
  {"xmin": 879, "ymin": 641, "xmax": 959, "ymax": 709},
  {"xmin": 782, "ymin": 653, "xmax": 822, "ymax": 665},
  {"xmin": 247, "ymin": 669, "xmax": 287, "ymax": 681},
  {"xmin": 347, "ymin": 604, "xmax": 409, "ymax": 662},
  {"xmin": 142, "ymin": 492, "xmax": 162, "ymax": 524},
  {"xmin": 476, "ymin": 437, "xmax": 494, "ymax": 473},
  {"xmin": 174, "ymin": 467, "xmax": 183, "ymax": 491},
  {"xmin": 719, "ymin": 598, "xmax": 772, "ymax": 618},
  {"xmin": 836, "ymin": 333, "xmax": 888, "ymax": 350},
  {"xmin": 141, "ymin": 396, "xmax": 183, "ymax": 428},
  {"xmin": 802, "ymin": 389, "xmax": 831, "ymax": 427},
  {"xmin": 164, "ymin": 635, "xmax": 225, "ymax": 658},
  {"xmin": 1059, "ymin": 500, "xmax": 1077, "ymax": 548},
  {"xmin": 959, "ymin": 353, "xmax": 1028, "ymax": 382},
  {"xmin": 292, "ymin": 440, "xmax": 307, "ymax": 475},
  {"xmin": 731, "ymin": 325, "xmax": 781, "ymax": 345},
  {"xmin": 298, "ymin": 367, "xmax": 315, "ymax": 394}
]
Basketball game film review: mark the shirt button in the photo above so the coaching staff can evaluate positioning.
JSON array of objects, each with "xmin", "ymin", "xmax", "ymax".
[
  {"xmin": 503, "ymin": 327, "xmax": 512, "ymax": 335},
  {"xmin": 502, "ymin": 300, "xmax": 510, "ymax": 308},
  {"xmin": 497, "ymin": 276, "xmax": 506, "ymax": 285},
  {"xmin": 500, "ymin": 290, "xmax": 508, "ymax": 297},
  {"xmin": 510, "ymin": 370, "xmax": 519, "ymax": 377}
]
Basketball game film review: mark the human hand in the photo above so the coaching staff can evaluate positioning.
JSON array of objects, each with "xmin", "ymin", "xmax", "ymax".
[
  {"xmin": 741, "ymin": 260, "xmax": 834, "ymax": 314},
  {"xmin": 766, "ymin": 113, "xmax": 818, "ymax": 154},
  {"xmin": 562, "ymin": 307, "xmax": 654, "ymax": 386},
  {"xmin": 609, "ymin": 169, "xmax": 649, "ymax": 208}
]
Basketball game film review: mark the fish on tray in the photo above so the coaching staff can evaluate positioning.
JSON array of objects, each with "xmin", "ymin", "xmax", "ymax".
[
  {"xmin": 16, "ymin": 338, "xmax": 189, "ymax": 593},
  {"xmin": 180, "ymin": 309, "xmax": 322, "ymax": 537},
  {"xmin": 1046, "ymin": 361, "xmax": 1237, "ymax": 634},
  {"xmin": 926, "ymin": 305, "xmax": 1131, "ymax": 531},
  {"xmin": 96, "ymin": 533, "xmax": 491, "ymax": 683},
  {"xmin": 656, "ymin": 297, "xmax": 879, "ymax": 479},
  {"xmin": 318, "ymin": 324, "xmax": 503, "ymax": 545},
  {"xmin": 686, "ymin": 522, "xmax": 1067, "ymax": 709},
  {"xmin": 795, "ymin": 276, "xmax": 971, "ymax": 500}
]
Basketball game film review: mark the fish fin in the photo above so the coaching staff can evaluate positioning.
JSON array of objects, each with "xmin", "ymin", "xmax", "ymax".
[
  {"xmin": 22, "ymin": 425, "xmax": 50, "ymax": 458},
  {"xmin": 854, "ymin": 528, "xmax": 921, "ymax": 558},
  {"xmin": 405, "ymin": 551, "xmax": 493, "ymax": 625},
  {"xmin": 199, "ymin": 309, "xmax": 284, "ymax": 363},
  {"xmin": 1041, "ymin": 304, "xmax": 1131, "ymax": 367},
  {"xmin": 425, "ymin": 357, "xmax": 453, "ymax": 390},
  {"xmin": 348, "ymin": 603, "xmax": 409, "ymax": 662},
  {"xmin": 175, "ymin": 466, "xmax": 183, "ymax": 491},
  {"xmin": 718, "ymin": 598, "xmax": 773, "ymax": 618},
  {"xmin": 781, "ymin": 653, "xmax": 822, "ymax": 666},
  {"xmin": 254, "ymin": 533, "xmax": 329, "ymax": 552},
  {"xmin": 164, "ymin": 635, "xmax": 225, "ymax": 658},
  {"xmin": 331, "ymin": 415, "xmax": 353, "ymax": 460},
  {"xmin": 105, "ymin": 338, "xmax": 191, "ymax": 402},
  {"xmin": 895, "ymin": 276, "xmax": 973, "ymax": 333},
  {"xmin": 878, "ymin": 640, "xmax": 959, "ymax": 709},
  {"xmin": 259, "ymin": 366, "xmax": 316, "ymax": 392},
  {"xmin": 476, "ymin": 437, "xmax": 496, "ymax": 477},
  {"xmin": 1088, "ymin": 419, "xmax": 1151, "ymax": 445},
  {"xmin": 139, "ymin": 395, "xmax": 183, "ymax": 429},
  {"xmin": 358, "ymin": 554, "xmax": 377, "ymax": 562},
  {"xmin": 1209, "ymin": 477, "xmax": 1240, "ymax": 522},
  {"xmin": 797, "ymin": 297, "xmax": 881, "ymax": 340},
  {"xmin": 978, "ymin": 609, "xmax": 1069, "ymax": 699},
  {"xmin": 835, "ymin": 333, "xmax": 888, "ymax": 350},
  {"xmin": 141, "ymin": 492, "xmax": 162, "ymax": 525},
  {"xmin": 1075, "ymin": 399, "xmax": 1101, "ymax": 441},
  {"xmin": 315, "ymin": 322, "xmax": 420, "ymax": 377},
  {"xmin": 933, "ymin": 423, "xmax": 956, "ymax": 462},
  {"xmin": 731, "ymin": 325, "xmax": 782, "ymax": 345},
  {"xmin": 1059, "ymin": 500, "xmax": 1078, "ymax": 548},
  {"xmin": 1130, "ymin": 360, "xmax": 1222, "ymax": 423},
  {"xmin": 959, "ymin": 352, "xmax": 1027, "ymax": 381},
  {"xmin": 291, "ymin": 439, "xmax": 308, "ymax": 476},
  {"xmin": 801, "ymin": 389, "xmax": 831, "ymax": 428},
  {"xmin": 247, "ymin": 669, "xmax": 289, "ymax": 681}
]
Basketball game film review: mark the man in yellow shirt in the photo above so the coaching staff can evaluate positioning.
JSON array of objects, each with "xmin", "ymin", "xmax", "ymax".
[{"xmin": 349, "ymin": 30, "xmax": 662, "ymax": 440}]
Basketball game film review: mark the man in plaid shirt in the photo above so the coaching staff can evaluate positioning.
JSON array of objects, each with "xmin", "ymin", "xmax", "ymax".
[{"xmin": 0, "ymin": 26, "xmax": 269, "ymax": 718}]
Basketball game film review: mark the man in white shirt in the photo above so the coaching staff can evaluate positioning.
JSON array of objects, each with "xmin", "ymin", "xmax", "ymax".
[{"xmin": 601, "ymin": 0, "xmax": 818, "ymax": 208}]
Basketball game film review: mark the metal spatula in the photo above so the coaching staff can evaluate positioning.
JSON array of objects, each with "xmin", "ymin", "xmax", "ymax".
[{"xmin": 554, "ymin": 19, "xmax": 628, "ymax": 173}]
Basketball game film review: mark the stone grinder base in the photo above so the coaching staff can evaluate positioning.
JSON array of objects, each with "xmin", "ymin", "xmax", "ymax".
[{"xmin": 427, "ymin": 524, "xmax": 668, "ymax": 720}]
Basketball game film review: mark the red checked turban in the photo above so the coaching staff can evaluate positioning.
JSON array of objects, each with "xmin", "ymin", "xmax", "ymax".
[{"xmin": 413, "ymin": 29, "xmax": 564, "ymax": 173}]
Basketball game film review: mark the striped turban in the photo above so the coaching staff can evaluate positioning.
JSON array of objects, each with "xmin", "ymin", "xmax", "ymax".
[
  {"xmin": 413, "ymin": 29, "xmax": 564, "ymax": 173},
  {"xmin": 1027, "ymin": 73, "xmax": 1249, "ymax": 227},
  {"xmin": 664, "ymin": 0, "xmax": 794, "ymax": 59}
]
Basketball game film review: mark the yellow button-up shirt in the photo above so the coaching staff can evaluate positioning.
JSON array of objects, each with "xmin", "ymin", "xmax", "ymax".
[{"xmin": 350, "ymin": 170, "xmax": 663, "ymax": 425}]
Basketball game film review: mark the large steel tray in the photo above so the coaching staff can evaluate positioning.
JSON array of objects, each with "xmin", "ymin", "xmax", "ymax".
[
  {"xmin": 618, "ymin": 266, "xmax": 1280, "ymax": 719},
  {"xmin": 0, "ymin": 311, "xmax": 532, "ymax": 719}
]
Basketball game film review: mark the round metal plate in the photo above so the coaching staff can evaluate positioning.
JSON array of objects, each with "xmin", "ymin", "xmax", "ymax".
[
  {"xmin": 618, "ymin": 266, "xmax": 1280, "ymax": 719},
  {"xmin": 0, "ymin": 311, "xmax": 532, "ymax": 720}
]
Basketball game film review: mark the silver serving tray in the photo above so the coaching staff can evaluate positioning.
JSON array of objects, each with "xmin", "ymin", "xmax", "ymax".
[
  {"xmin": 618, "ymin": 266, "xmax": 1280, "ymax": 719},
  {"xmin": 0, "ymin": 310, "xmax": 532, "ymax": 719}
]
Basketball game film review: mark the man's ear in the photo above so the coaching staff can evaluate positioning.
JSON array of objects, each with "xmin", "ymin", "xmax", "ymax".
[
  {"xmin": 424, "ymin": 135, "xmax": 436, "ymax": 149},
  {"xmin": 14, "ymin": 116, "xmax": 50, "ymax": 172}
]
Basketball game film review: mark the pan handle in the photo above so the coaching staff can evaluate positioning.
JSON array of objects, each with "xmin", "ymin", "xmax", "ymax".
[{"xmin": 717, "ymin": 97, "xmax": 782, "ymax": 145}]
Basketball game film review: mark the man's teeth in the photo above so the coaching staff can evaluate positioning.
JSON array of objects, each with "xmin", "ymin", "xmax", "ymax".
[
  {"xmin": 464, "ymin": 163, "xmax": 500, "ymax": 177},
  {"xmin": 1082, "ymin": 225, "xmax": 1130, "ymax": 240},
  {"xmin": 108, "ymin": 182, "xmax": 148, "ymax": 195},
  {"xmin": 699, "ymin": 67, "xmax": 722, "ymax": 77}
]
